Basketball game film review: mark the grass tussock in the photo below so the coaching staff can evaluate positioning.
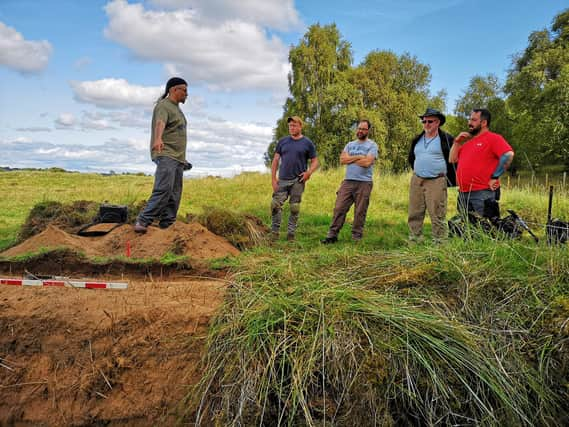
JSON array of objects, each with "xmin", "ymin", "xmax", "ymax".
[
  {"xmin": 191, "ymin": 206, "xmax": 269, "ymax": 249},
  {"xmin": 187, "ymin": 248, "xmax": 561, "ymax": 426}
]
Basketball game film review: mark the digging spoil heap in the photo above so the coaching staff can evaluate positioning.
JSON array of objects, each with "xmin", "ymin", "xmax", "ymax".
[{"xmin": 0, "ymin": 214, "xmax": 247, "ymax": 425}]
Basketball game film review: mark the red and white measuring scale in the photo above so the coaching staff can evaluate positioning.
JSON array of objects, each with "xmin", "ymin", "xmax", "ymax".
[{"xmin": 0, "ymin": 277, "xmax": 128, "ymax": 290}]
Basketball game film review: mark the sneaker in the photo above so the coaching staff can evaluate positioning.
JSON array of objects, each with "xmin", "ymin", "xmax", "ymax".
[
  {"xmin": 287, "ymin": 233, "xmax": 295, "ymax": 241},
  {"xmin": 134, "ymin": 222, "xmax": 148, "ymax": 233},
  {"xmin": 320, "ymin": 236, "xmax": 338, "ymax": 244}
]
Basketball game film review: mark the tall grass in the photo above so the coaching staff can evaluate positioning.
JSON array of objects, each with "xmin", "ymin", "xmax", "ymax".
[{"xmin": 188, "ymin": 244, "xmax": 562, "ymax": 425}]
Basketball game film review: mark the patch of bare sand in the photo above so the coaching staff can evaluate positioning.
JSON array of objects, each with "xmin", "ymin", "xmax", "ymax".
[
  {"xmin": 1, "ymin": 222, "xmax": 240, "ymax": 261},
  {"xmin": 0, "ymin": 274, "xmax": 227, "ymax": 426}
]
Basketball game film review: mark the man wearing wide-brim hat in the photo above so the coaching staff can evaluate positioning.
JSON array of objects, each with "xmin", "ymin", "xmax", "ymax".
[{"xmin": 407, "ymin": 108, "xmax": 456, "ymax": 242}]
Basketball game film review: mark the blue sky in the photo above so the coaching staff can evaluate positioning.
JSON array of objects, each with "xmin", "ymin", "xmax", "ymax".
[{"xmin": 0, "ymin": 0, "xmax": 566, "ymax": 176}]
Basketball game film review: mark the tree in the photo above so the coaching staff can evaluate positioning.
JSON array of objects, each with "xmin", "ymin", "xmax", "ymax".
[
  {"xmin": 265, "ymin": 24, "xmax": 354, "ymax": 168},
  {"xmin": 266, "ymin": 25, "xmax": 441, "ymax": 172},
  {"xmin": 505, "ymin": 8, "xmax": 569, "ymax": 170},
  {"xmin": 454, "ymin": 74, "xmax": 501, "ymax": 119},
  {"xmin": 348, "ymin": 51, "xmax": 435, "ymax": 171}
]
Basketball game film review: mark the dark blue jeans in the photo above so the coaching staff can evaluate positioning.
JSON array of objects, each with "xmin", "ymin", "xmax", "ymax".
[{"xmin": 137, "ymin": 156, "xmax": 184, "ymax": 227}]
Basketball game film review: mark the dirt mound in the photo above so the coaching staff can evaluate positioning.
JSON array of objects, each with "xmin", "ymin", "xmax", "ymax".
[
  {"xmin": 1, "ymin": 222, "xmax": 240, "ymax": 261},
  {"xmin": 0, "ymin": 276, "xmax": 226, "ymax": 425}
]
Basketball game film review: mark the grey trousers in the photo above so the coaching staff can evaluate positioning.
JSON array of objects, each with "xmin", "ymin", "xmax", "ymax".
[
  {"xmin": 271, "ymin": 179, "xmax": 305, "ymax": 235},
  {"xmin": 137, "ymin": 156, "xmax": 184, "ymax": 227},
  {"xmin": 408, "ymin": 174, "xmax": 448, "ymax": 239},
  {"xmin": 457, "ymin": 190, "xmax": 496, "ymax": 216},
  {"xmin": 327, "ymin": 180, "xmax": 373, "ymax": 240}
]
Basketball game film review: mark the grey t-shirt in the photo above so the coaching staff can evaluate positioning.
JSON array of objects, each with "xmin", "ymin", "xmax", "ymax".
[{"xmin": 344, "ymin": 139, "xmax": 378, "ymax": 181}]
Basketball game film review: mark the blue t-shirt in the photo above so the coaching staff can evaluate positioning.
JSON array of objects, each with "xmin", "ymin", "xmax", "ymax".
[
  {"xmin": 344, "ymin": 139, "xmax": 378, "ymax": 182},
  {"xmin": 413, "ymin": 134, "xmax": 446, "ymax": 178},
  {"xmin": 275, "ymin": 136, "xmax": 317, "ymax": 180}
]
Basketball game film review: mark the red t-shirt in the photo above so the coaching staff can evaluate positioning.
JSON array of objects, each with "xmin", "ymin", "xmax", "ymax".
[{"xmin": 456, "ymin": 131, "xmax": 513, "ymax": 192}]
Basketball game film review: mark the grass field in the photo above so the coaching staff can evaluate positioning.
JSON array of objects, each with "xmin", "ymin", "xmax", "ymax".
[
  {"xmin": 1, "ymin": 169, "xmax": 569, "ymax": 425},
  {"xmin": 1, "ymin": 168, "xmax": 567, "ymax": 251}
]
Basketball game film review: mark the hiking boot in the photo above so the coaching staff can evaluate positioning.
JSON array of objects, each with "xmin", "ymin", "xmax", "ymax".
[
  {"xmin": 269, "ymin": 232, "xmax": 279, "ymax": 242},
  {"xmin": 320, "ymin": 236, "xmax": 338, "ymax": 244},
  {"xmin": 159, "ymin": 221, "xmax": 174, "ymax": 229},
  {"xmin": 134, "ymin": 222, "xmax": 148, "ymax": 233},
  {"xmin": 287, "ymin": 233, "xmax": 295, "ymax": 241}
]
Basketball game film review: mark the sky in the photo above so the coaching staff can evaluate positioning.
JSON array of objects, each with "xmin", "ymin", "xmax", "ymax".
[{"xmin": 0, "ymin": 0, "xmax": 567, "ymax": 177}]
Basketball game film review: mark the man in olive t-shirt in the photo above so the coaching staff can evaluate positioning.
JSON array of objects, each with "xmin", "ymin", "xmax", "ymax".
[{"xmin": 135, "ymin": 77, "xmax": 189, "ymax": 233}]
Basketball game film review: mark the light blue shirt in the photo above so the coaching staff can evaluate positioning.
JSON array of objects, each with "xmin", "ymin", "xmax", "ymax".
[
  {"xmin": 344, "ymin": 139, "xmax": 378, "ymax": 182},
  {"xmin": 413, "ymin": 134, "xmax": 446, "ymax": 178}
]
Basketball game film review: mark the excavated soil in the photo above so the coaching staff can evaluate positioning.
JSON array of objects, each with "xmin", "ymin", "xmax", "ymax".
[
  {"xmin": 0, "ymin": 222, "xmax": 241, "ymax": 425},
  {"xmin": 1, "ymin": 222, "xmax": 240, "ymax": 262},
  {"xmin": 0, "ymin": 275, "xmax": 227, "ymax": 426}
]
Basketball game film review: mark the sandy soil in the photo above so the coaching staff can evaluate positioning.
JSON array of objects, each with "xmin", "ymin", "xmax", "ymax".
[
  {"xmin": 0, "ymin": 274, "xmax": 227, "ymax": 426},
  {"xmin": 1, "ymin": 222, "xmax": 240, "ymax": 261}
]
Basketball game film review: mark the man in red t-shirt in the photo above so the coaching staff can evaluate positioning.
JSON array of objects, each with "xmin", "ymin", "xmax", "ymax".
[{"xmin": 449, "ymin": 109, "xmax": 514, "ymax": 216}]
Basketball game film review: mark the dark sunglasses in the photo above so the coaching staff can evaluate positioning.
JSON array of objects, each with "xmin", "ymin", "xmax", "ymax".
[{"xmin": 421, "ymin": 119, "xmax": 436, "ymax": 124}]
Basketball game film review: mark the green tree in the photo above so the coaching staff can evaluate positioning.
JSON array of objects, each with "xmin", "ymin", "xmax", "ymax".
[
  {"xmin": 454, "ymin": 74, "xmax": 501, "ymax": 119},
  {"xmin": 266, "ymin": 25, "xmax": 441, "ymax": 172},
  {"xmin": 348, "ymin": 51, "xmax": 436, "ymax": 171},
  {"xmin": 265, "ymin": 24, "xmax": 354, "ymax": 168},
  {"xmin": 505, "ymin": 8, "xmax": 569, "ymax": 170}
]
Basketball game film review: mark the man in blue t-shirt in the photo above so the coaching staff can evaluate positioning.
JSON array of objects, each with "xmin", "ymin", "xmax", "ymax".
[
  {"xmin": 321, "ymin": 120, "xmax": 378, "ymax": 243},
  {"xmin": 270, "ymin": 116, "xmax": 319, "ymax": 241}
]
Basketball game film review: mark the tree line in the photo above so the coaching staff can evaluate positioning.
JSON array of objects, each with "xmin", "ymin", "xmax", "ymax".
[{"xmin": 265, "ymin": 9, "xmax": 569, "ymax": 173}]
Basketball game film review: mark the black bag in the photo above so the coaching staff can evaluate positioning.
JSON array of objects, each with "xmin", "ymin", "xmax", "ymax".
[
  {"xmin": 98, "ymin": 204, "xmax": 128, "ymax": 223},
  {"xmin": 77, "ymin": 204, "xmax": 128, "ymax": 237}
]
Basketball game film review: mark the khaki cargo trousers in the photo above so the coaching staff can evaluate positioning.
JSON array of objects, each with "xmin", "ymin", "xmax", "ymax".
[{"xmin": 407, "ymin": 174, "xmax": 448, "ymax": 240}]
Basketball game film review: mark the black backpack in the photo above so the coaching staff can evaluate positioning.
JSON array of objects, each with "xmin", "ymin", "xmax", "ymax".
[{"xmin": 77, "ymin": 204, "xmax": 128, "ymax": 237}]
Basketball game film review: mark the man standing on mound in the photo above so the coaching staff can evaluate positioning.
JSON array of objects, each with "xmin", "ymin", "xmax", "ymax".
[
  {"xmin": 135, "ymin": 77, "xmax": 190, "ymax": 233},
  {"xmin": 321, "ymin": 120, "xmax": 378, "ymax": 244},
  {"xmin": 270, "ymin": 116, "xmax": 319, "ymax": 241}
]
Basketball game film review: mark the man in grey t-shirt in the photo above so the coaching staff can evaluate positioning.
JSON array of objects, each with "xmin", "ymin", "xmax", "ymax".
[{"xmin": 321, "ymin": 120, "xmax": 378, "ymax": 243}]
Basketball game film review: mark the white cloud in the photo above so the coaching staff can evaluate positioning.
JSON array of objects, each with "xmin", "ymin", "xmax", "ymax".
[
  {"xmin": 0, "ymin": 21, "xmax": 52, "ymax": 73},
  {"xmin": 70, "ymin": 78, "xmax": 162, "ymax": 108},
  {"xmin": 104, "ymin": 0, "xmax": 290, "ymax": 92},
  {"xmin": 149, "ymin": 0, "xmax": 302, "ymax": 31},
  {"xmin": 1, "ymin": 117, "xmax": 272, "ymax": 176},
  {"xmin": 55, "ymin": 113, "xmax": 77, "ymax": 129}
]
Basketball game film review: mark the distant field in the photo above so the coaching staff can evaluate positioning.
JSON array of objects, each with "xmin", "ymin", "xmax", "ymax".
[{"xmin": 1, "ymin": 169, "xmax": 568, "ymax": 251}]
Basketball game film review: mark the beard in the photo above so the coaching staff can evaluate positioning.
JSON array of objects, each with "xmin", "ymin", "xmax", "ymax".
[
  {"xmin": 357, "ymin": 132, "xmax": 366, "ymax": 140},
  {"xmin": 469, "ymin": 124, "xmax": 481, "ymax": 136}
]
